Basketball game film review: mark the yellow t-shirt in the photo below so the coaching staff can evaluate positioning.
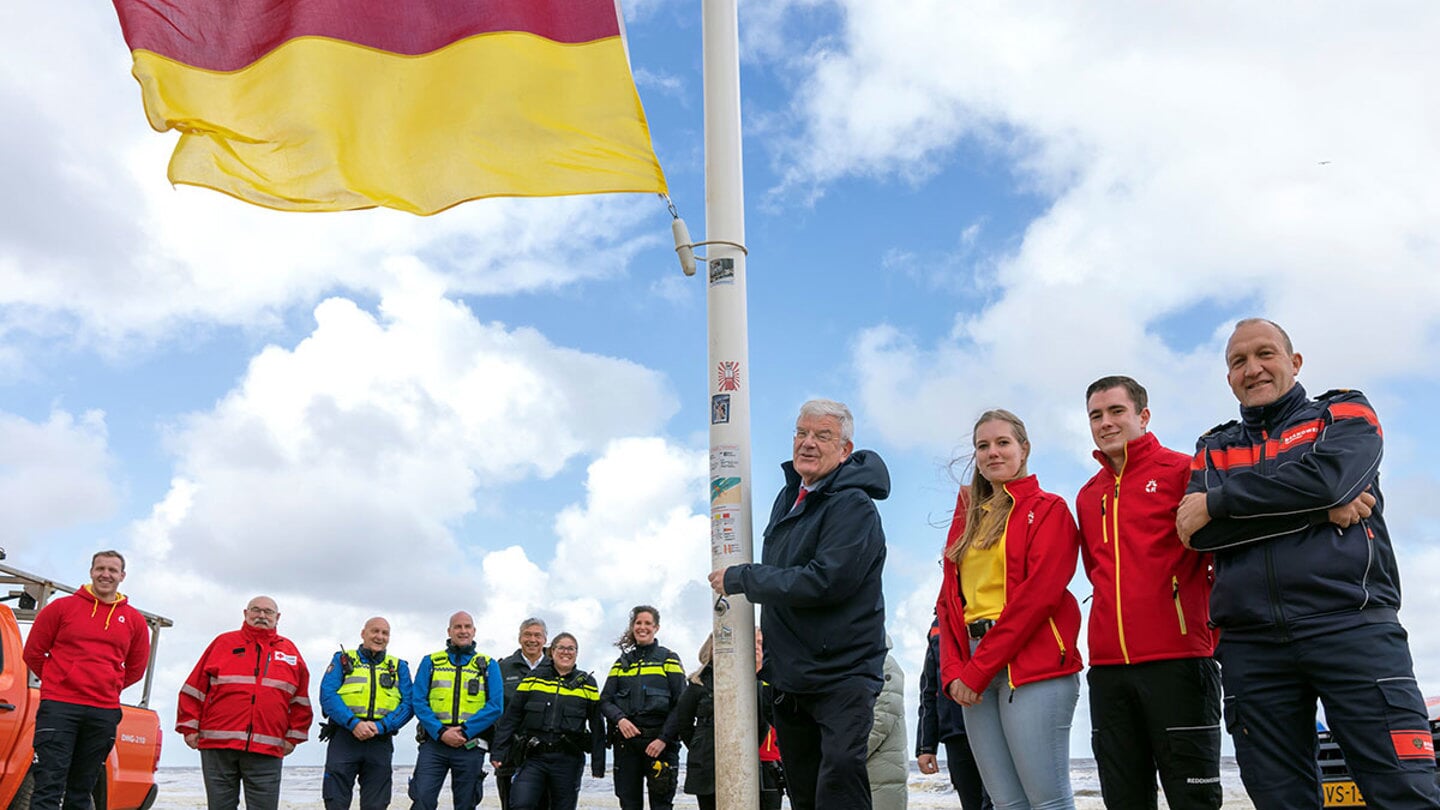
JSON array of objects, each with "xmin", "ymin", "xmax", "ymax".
[{"xmin": 961, "ymin": 538, "xmax": 1006, "ymax": 623}]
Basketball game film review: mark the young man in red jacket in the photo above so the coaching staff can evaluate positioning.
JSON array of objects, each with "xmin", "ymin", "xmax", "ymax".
[
  {"xmin": 23, "ymin": 550, "xmax": 151, "ymax": 810},
  {"xmin": 176, "ymin": 595, "xmax": 312, "ymax": 810},
  {"xmin": 1077, "ymin": 376, "xmax": 1220, "ymax": 809}
]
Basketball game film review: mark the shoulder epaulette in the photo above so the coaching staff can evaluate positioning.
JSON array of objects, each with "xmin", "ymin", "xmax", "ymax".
[{"xmin": 1201, "ymin": 419, "xmax": 1238, "ymax": 438}]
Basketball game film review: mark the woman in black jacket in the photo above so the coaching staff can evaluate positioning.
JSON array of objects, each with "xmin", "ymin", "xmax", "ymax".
[
  {"xmin": 599, "ymin": 606, "xmax": 686, "ymax": 810},
  {"xmin": 665, "ymin": 632, "xmax": 772, "ymax": 810},
  {"xmin": 490, "ymin": 632, "xmax": 606, "ymax": 810}
]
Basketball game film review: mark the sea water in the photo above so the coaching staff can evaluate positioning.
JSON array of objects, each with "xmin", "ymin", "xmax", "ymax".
[{"xmin": 150, "ymin": 759, "xmax": 1254, "ymax": 809}]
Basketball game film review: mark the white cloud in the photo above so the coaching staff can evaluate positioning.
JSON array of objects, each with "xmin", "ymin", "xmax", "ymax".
[
  {"xmin": 750, "ymin": 2, "xmax": 1440, "ymax": 452},
  {"xmin": 130, "ymin": 280, "xmax": 678, "ymax": 603},
  {"xmin": 0, "ymin": 408, "xmax": 116, "ymax": 554}
]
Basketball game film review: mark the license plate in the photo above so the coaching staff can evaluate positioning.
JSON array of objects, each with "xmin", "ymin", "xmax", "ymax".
[{"xmin": 1323, "ymin": 780, "xmax": 1365, "ymax": 807}]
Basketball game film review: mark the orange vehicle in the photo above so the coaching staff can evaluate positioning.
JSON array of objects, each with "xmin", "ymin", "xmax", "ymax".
[{"xmin": 0, "ymin": 560, "xmax": 172, "ymax": 810}]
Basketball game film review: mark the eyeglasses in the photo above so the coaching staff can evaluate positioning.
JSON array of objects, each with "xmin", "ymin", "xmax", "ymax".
[
  {"xmin": 793, "ymin": 428, "xmax": 840, "ymax": 444},
  {"xmin": 246, "ymin": 607, "xmax": 277, "ymax": 616},
  {"xmin": 552, "ymin": 645, "xmax": 578, "ymax": 654}
]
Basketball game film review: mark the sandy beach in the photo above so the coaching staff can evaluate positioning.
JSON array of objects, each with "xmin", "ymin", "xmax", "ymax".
[{"xmin": 150, "ymin": 760, "xmax": 1255, "ymax": 809}]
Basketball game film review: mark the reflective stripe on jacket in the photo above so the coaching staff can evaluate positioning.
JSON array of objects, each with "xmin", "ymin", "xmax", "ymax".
[{"xmin": 175, "ymin": 624, "xmax": 312, "ymax": 757}]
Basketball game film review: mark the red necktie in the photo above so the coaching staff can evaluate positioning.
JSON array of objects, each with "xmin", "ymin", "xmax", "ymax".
[{"xmin": 793, "ymin": 488, "xmax": 808, "ymax": 510}]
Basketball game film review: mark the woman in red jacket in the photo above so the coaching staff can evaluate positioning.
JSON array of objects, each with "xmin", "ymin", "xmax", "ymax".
[{"xmin": 936, "ymin": 409, "xmax": 1083, "ymax": 810}]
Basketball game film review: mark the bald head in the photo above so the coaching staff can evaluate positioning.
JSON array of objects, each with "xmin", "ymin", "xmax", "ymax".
[
  {"xmin": 447, "ymin": 611, "xmax": 475, "ymax": 647},
  {"xmin": 361, "ymin": 617, "xmax": 390, "ymax": 653}
]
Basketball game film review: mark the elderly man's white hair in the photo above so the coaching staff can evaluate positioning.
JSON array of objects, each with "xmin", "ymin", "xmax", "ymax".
[{"xmin": 797, "ymin": 399, "xmax": 854, "ymax": 444}]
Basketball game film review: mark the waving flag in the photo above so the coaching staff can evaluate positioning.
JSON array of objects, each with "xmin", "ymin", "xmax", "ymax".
[{"xmin": 111, "ymin": 0, "xmax": 668, "ymax": 215}]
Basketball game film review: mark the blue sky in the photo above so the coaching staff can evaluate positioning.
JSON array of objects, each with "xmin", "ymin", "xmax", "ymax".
[{"xmin": 3, "ymin": 2, "xmax": 1439, "ymax": 768}]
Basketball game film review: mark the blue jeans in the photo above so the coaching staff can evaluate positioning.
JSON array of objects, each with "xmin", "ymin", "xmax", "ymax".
[{"xmin": 960, "ymin": 661, "xmax": 1078, "ymax": 810}]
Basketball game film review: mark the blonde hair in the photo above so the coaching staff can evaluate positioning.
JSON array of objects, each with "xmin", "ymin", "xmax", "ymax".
[{"xmin": 945, "ymin": 409, "xmax": 1030, "ymax": 563}]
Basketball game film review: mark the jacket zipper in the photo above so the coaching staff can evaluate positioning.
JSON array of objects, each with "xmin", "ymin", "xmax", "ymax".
[
  {"xmin": 1258, "ymin": 430, "xmax": 1289, "ymax": 637},
  {"xmin": 1358, "ymin": 517, "xmax": 1374, "ymax": 610},
  {"xmin": 367, "ymin": 656, "xmax": 378, "ymax": 719},
  {"xmin": 1172, "ymin": 576, "xmax": 1188, "ymax": 635},
  {"xmin": 1111, "ymin": 457, "xmax": 1129, "ymax": 663},
  {"xmin": 998, "ymin": 485, "xmax": 1016, "ymax": 692}
]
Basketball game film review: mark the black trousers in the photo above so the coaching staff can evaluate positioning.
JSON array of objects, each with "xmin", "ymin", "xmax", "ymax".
[
  {"xmin": 612, "ymin": 738, "xmax": 678, "ymax": 810},
  {"xmin": 509, "ymin": 752, "xmax": 581, "ymax": 810},
  {"xmin": 1088, "ymin": 656, "xmax": 1222, "ymax": 810},
  {"xmin": 1217, "ymin": 623, "xmax": 1440, "ymax": 810},
  {"xmin": 323, "ymin": 730, "xmax": 395, "ymax": 809},
  {"xmin": 772, "ymin": 683, "xmax": 876, "ymax": 810},
  {"xmin": 30, "ymin": 700, "xmax": 122, "ymax": 810},
  {"xmin": 942, "ymin": 736, "xmax": 993, "ymax": 810}
]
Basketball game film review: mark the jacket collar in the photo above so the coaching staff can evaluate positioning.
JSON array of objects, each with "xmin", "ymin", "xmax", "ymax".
[
  {"xmin": 1092, "ymin": 431, "xmax": 1161, "ymax": 475},
  {"xmin": 1241, "ymin": 382, "xmax": 1308, "ymax": 433},
  {"xmin": 241, "ymin": 622, "xmax": 278, "ymax": 644},
  {"xmin": 998, "ymin": 474, "xmax": 1040, "ymax": 501}
]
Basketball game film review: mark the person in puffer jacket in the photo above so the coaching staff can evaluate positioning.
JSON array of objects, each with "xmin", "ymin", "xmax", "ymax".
[
  {"xmin": 865, "ymin": 644, "xmax": 908, "ymax": 810},
  {"xmin": 1178, "ymin": 318, "xmax": 1439, "ymax": 810}
]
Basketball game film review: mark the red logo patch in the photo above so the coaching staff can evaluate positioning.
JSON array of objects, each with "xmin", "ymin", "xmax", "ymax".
[{"xmin": 1391, "ymin": 730, "xmax": 1435, "ymax": 760}]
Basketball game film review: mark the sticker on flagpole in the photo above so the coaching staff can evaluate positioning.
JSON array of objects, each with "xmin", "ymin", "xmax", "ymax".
[
  {"xmin": 711, "ymin": 477, "xmax": 742, "ymax": 506},
  {"xmin": 711, "ymin": 506, "xmax": 738, "ymax": 556},
  {"xmin": 710, "ymin": 444, "xmax": 740, "ymax": 475},
  {"xmin": 711, "ymin": 394, "xmax": 731, "ymax": 424},
  {"xmin": 717, "ymin": 361, "xmax": 741, "ymax": 392},
  {"xmin": 708, "ymin": 258, "xmax": 735, "ymax": 286}
]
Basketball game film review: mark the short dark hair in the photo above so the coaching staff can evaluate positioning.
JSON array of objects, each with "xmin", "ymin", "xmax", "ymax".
[
  {"xmin": 1086, "ymin": 375, "xmax": 1148, "ymax": 412},
  {"xmin": 92, "ymin": 550, "xmax": 126, "ymax": 572},
  {"xmin": 1233, "ymin": 317, "xmax": 1295, "ymax": 354}
]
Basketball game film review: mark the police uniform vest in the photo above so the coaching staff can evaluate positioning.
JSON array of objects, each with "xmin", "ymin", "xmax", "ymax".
[
  {"xmin": 337, "ymin": 650, "xmax": 403, "ymax": 721},
  {"xmin": 516, "ymin": 670, "xmax": 600, "ymax": 743},
  {"xmin": 607, "ymin": 646, "xmax": 681, "ymax": 728},
  {"xmin": 427, "ymin": 650, "xmax": 490, "ymax": 725}
]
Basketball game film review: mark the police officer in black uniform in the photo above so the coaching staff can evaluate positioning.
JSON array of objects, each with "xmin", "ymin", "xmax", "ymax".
[
  {"xmin": 491, "ymin": 632, "xmax": 605, "ymax": 810},
  {"xmin": 497, "ymin": 618, "xmax": 552, "ymax": 810},
  {"xmin": 599, "ymin": 606, "xmax": 686, "ymax": 810}
]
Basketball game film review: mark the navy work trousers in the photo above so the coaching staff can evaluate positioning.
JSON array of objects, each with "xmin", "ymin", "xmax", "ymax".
[
  {"xmin": 1089, "ymin": 656, "xmax": 1223, "ymax": 810},
  {"xmin": 772, "ymin": 683, "xmax": 877, "ymax": 810},
  {"xmin": 1217, "ymin": 622, "xmax": 1440, "ymax": 809},
  {"xmin": 508, "ymin": 752, "xmax": 581, "ymax": 810},
  {"xmin": 323, "ymin": 729, "xmax": 395, "ymax": 809},
  {"xmin": 408, "ymin": 738, "xmax": 487, "ymax": 810},
  {"xmin": 30, "ymin": 700, "xmax": 122, "ymax": 810}
]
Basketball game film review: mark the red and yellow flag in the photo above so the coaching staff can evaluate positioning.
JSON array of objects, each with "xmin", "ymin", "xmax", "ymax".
[{"xmin": 111, "ymin": 0, "xmax": 668, "ymax": 215}]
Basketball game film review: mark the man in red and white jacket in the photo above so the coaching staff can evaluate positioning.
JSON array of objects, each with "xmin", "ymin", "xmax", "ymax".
[
  {"xmin": 23, "ymin": 550, "xmax": 151, "ymax": 810},
  {"xmin": 176, "ymin": 595, "xmax": 312, "ymax": 810},
  {"xmin": 1076, "ymin": 376, "xmax": 1220, "ymax": 810}
]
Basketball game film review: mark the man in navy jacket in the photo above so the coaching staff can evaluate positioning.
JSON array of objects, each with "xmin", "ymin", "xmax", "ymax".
[
  {"xmin": 710, "ymin": 398, "xmax": 888, "ymax": 810},
  {"xmin": 1178, "ymin": 318, "xmax": 1439, "ymax": 809}
]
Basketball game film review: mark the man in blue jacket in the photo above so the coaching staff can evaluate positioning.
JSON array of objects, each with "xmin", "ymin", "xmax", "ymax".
[
  {"xmin": 917, "ymin": 617, "xmax": 990, "ymax": 810},
  {"xmin": 1177, "ymin": 318, "xmax": 1439, "ymax": 809},
  {"xmin": 408, "ymin": 611, "xmax": 504, "ymax": 810},
  {"xmin": 319, "ymin": 616, "xmax": 414, "ymax": 810},
  {"xmin": 710, "ymin": 398, "xmax": 888, "ymax": 810}
]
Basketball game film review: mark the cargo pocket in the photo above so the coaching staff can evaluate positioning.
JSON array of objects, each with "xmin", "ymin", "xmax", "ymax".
[
  {"xmin": 1376, "ymin": 678, "xmax": 1436, "ymax": 767},
  {"xmin": 1164, "ymin": 724, "xmax": 1223, "ymax": 787}
]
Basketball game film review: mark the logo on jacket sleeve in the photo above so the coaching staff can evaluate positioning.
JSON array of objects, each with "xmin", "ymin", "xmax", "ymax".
[
  {"xmin": 1145, "ymin": 479, "xmax": 1158, "ymax": 493},
  {"xmin": 1392, "ymin": 730, "xmax": 1436, "ymax": 759},
  {"xmin": 274, "ymin": 651, "xmax": 298, "ymax": 666},
  {"xmin": 1027, "ymin": 511, "xmax": 1035, "ymax": 524}
]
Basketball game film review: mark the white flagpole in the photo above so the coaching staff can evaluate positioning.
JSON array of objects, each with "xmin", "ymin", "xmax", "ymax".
[{"xmin": 702, "ymin": 0, "xmax": 760, "ymax": 807}]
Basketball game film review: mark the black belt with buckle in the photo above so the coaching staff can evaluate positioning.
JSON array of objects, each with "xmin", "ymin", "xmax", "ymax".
[{"xmin": 967, "ymin": 619, "xmax": 995, "ymax": 640}]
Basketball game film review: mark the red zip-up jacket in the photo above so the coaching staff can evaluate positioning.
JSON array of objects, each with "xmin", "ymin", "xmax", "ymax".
[
  {"xmin": 176, "ymin": 623, "xmax": 312, "ymax": 757},
  {"xmin": 1077, "ymin": 432, "xmax": 1215, "ymax": 666},
  {"xmin": 937, "ymin": 475, "xmax": 1083, "ymax": 694},
  {"xmin": 22, "ymin": 585, "xmax": 150, "ymax": 709}
]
